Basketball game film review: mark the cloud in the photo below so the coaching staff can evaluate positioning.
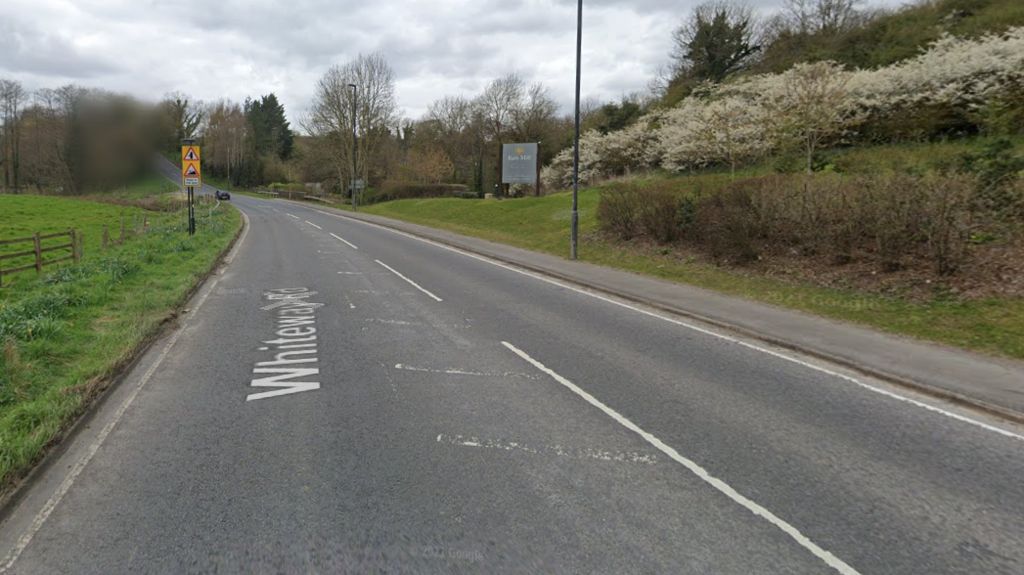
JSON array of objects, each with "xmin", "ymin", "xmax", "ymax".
[
  {"xmin": 0, "ymin": 17, "xmax": 121, "ymax": 79},
  {"xmin": 0, "ymin": 0, "xmax": 906, "ymax": 127}
]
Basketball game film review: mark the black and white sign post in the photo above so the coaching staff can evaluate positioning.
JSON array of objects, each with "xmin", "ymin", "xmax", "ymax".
[{"xmin": 181, "ymin": 140, "xmax": 202, "ymax": 236}]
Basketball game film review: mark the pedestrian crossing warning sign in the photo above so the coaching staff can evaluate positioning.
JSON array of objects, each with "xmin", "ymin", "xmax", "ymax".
[{"xmin": 181, "ymin": 145, "xmax": 201, "ymax": 187}]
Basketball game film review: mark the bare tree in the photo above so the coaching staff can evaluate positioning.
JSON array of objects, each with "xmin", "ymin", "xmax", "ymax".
[
  {"xmin": 305, "ymin": 52, "xmax": 398, "ymax": 198},
  {"xmin": 513, "ymin": 83, "xmax": 558, "ymax": 143},
  {"xmin": 783, "ymin": 0, "xmax": 862, "ymax": 34},
  {"xmin": 1, "ymin": 79, "xmax": 26, "ymax": 192},
  {"xmin": 203, "ymin": 100, "xmax": 250, "ymax": 184},
  {"xmin": 479, "ymin": 73, "xmax": 524, "ymax": 143},
  {"xmin": 426, "ymin": 95, "xmax": 479, "ymax": 184}
]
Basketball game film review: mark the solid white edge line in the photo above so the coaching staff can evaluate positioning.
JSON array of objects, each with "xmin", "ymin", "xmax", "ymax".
[
  {"xmin": 304, "ymin": 220, "xmax": 322, "ymax": 230},
  {"xmin": 374, "ymin": 259, "xmax": 443, "ymax": 302},
  {"xmin": 329, "ymin": 232, "xmax": 358, "ymax": 250},
  {"xmin": 313, "ymin": 209, "xmax": 1024, "ymax": 442},
  {"xmin": 501, "ymin": 341, "xmax": 860, "ymax": 575},
  {"xmin": 0, "ymin": 211, "xmax": 252, "ymax": 573}
]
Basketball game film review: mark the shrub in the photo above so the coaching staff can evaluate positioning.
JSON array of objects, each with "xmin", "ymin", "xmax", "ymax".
[
  {"xmin": 693, "ymin": 185, "xmax": 761, "ymax": 263},
  {"xmin": 367, "ymin": 181, "xmax": 469, "ymax": 204},
  {"xmin": 699, "ymin": 173, "xmax": 980, "ymax": 273},
  {"xmin": 597, "ymin": 181, "xmax": 696, "ymax": 243},
  {"xmin": 596, "ymin": 183, "xmax": 641, "ymax": 240}
]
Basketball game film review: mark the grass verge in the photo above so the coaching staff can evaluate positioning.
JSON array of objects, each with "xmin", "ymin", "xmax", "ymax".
[
  {"xmin": 360, "ymin": 189, "xmax": 1024, "ymax": 360},
  {"xmin": 0, "ymin": 192, "xmax": 241, "ymax": 491}
]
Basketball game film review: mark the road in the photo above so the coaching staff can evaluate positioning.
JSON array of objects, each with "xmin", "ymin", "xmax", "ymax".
[{"xmin": 1, "ymin": 193, "xmax": 1023, "ymax": 574}]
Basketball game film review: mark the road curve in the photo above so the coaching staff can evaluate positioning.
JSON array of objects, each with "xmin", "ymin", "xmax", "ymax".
[{"xmin": 1, "ymin": 193, "xmax": 1022, "ymax": 574}]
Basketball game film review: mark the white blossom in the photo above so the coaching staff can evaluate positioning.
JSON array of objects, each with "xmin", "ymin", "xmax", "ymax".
[{"xmin": 543, "ymin": 27, "xmax": 1024, "ymax": 185}]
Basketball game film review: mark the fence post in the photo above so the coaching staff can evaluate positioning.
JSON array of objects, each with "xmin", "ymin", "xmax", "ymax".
[
  {"xmin": 69, "ymin": 229, "xmax": 77, "ymax": 263},
  {"xmin": 102, "ymin": 226, "xmax": 109, "ymax": 249},
  {"xmin": 33, "ymin": 232, "xmax": 42, "ymax": 275}
]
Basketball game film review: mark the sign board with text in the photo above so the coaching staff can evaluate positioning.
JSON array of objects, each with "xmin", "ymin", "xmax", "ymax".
[
  {"xmin": 181, "ymin": 145, "xmax": 202, "ymax": 187},
  {"xmin": 501, "ymin": 143, "xmax": 538, "ymax": 185}
]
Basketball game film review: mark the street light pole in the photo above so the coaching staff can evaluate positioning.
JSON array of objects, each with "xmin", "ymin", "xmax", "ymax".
[
  {"xmin": 349, "ymin": 83, "xmax": 358, "ymax": 210},
  {"xmin": 570, "ymin": 0, "xmax": 583, "ymax": 260}
]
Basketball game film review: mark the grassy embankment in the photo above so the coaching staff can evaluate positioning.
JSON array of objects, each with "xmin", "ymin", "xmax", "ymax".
[
  {"xmin": 359, "ymin": 140, "xmax": 1024, "ymax": 360},
  {"xmin": 0, "ymin": 186, "xmax": 240, "ymax": 490}
]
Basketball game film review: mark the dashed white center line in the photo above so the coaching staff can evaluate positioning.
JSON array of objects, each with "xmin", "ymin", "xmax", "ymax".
[
  {"xmin": 330, "ymin": 233, "xmax": 358, "ymax": 249},
  {"xmin": 501, "ymin": 340, "xmax": 861, "ymax": 575},
  {"xmin": 286, "ymin": 213, "xmax": 300, "ymax": 219},
  {"xmin": 375, "ymin": 259, "xmax": 443, "ymax": 302},
  {"xmin": 305, "ymin": 220, "xmax": 322, "ymax": 230}
]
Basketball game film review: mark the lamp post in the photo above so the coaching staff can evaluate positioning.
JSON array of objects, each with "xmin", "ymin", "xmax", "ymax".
[
  {"xmin": 570, "ymin": 0, "xmax": 583, "ymax": 260},
  {"xmin": 349, "ymin": 83, "xmax": 358, "ymax": 210}
]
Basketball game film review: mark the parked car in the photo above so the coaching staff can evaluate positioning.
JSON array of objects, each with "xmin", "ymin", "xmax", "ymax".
[{"xmin": 215, "ymin": 189, "xmax": 231, "ymax": 200}]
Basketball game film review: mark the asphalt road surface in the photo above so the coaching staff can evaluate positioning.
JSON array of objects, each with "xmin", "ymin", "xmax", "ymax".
[{"xmin": 1, "ymin": 194, "xmax": 1023, "ymax": 574}]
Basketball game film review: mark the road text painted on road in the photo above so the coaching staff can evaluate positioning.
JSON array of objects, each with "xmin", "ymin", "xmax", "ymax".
[{"xmin": 248, "ymin": 288, "xmax": 324, "ymax": 401}]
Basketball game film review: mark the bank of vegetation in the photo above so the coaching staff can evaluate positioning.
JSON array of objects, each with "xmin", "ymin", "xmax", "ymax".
[
  {"xmin": 0, "ymin": 191, "xmax": 240, "ymax": 490},
  {"xmin": 299, "ymin": 0, "xmax": 1024, "ymax": 357}
]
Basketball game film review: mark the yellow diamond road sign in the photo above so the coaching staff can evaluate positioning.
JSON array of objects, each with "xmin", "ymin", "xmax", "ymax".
[{"xmin": 181, "ymin": 145, "xmax": 201, "ymax": 187}]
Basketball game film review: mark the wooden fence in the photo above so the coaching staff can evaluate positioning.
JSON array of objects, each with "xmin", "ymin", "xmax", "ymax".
[{"xmin": 0, "ymin": 230, "xmax": 81, "ymax": 287}]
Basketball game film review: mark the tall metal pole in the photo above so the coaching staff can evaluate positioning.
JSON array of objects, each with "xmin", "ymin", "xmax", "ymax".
[
  {"xmin": 570, "ymin": 0, "xmax": 583, "ymax": 260},
  {"xmin": 349, "ymin": 83, "xmax": 358, "ymax": 210}
]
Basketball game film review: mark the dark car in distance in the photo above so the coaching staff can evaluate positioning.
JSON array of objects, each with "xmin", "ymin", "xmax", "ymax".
[{"xmin": 215, "ymin": 190, "xmax": 231, "ymax": 200}]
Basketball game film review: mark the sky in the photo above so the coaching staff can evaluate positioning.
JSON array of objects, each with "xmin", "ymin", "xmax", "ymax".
[{"xmin": 0, "ymin": 0, "xmax": 907, "ymax": 129}]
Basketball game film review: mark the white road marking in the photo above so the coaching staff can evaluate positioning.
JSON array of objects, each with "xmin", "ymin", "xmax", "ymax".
[
  {"xmin": 336, "ymin": 271, "xmax": 363, "ymax": 275},
  {"xmin": 436, "ymin": 433, "xmax": 657, "ymax": 464},
  {"xmin": 329, "ymin": 232, "xmax": 358, "ymax": 249},
  {"xmin": 286, "ymin": 213, "xmax": 300, "ymax": 219},
  {"xmin": 0, "ymin": 211, "xmax": 253, "ymax": 574},
  {"xmin": 395, "ymin": 363, "xmax": 537, "ymax": 380},
  {"xmin": 304, "ymin": 220, "xmax": 322, "ymax": 230},
  {"xmin": 375, "ymin": 259, "xmax": 443, "ymax": 302},
  {"xmin": 501, "ymin": 341, "xmax": 860, "ymax": 575},
  {"xmin": 366, "ymin": 319, "xmax": 419, "ymax": 326},
  {"xmin": 319, "ymin": 211, "xmax": 1024, "ymax": 442}
]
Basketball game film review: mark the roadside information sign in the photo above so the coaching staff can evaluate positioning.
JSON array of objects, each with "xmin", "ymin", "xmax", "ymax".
[
  {"xmin": 181, "ymin": 145, "xmax": 202, "ymax": 187},
  {"xmin": 501, "ymin": 143, "xmax": 538, "ymax": 185}
]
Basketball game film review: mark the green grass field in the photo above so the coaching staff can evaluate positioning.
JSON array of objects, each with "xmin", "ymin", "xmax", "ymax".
[
  {"xmin": 0, "ymin": 190, "xmax": 240, "ymax": 490},
  {"xmin": 1, "ymin": 196, "xmax": 149, "ymax": 284},
  {"xmin": 360, "ymin": 184, "xmax": 1024, "ymax": 361}
]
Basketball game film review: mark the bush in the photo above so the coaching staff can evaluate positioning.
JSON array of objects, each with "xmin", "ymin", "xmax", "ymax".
[
  {"xmin": 693, "ymin": 185, "xmax": 761, "ymax": 263},
  {"xmin": 637, "ymin": 186, "xmax": 686, "ymax": 243},
  {"xmin": 597, "ymin": 181, "xmax": 696, "ymax": 243},
  {"xmin": 596, "ymin": 183, "xmax": 640, "ymax": 240},
  {"xmin": 698, "ymin": 173, "xmax": 981, "ymax": 273},
  {"xmin": 595, "ymin": 172, "xmax": 991, "ymax": 273},
  {"xmin": 366, "ymin": 181, "xmax": 470, "ymax": 204}
]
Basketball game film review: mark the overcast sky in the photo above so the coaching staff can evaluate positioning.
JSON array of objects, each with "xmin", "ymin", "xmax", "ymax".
[{"xmin": 0, "ymin": 0, "xmax": 906, "ymax": 129}]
